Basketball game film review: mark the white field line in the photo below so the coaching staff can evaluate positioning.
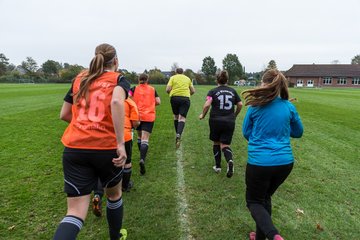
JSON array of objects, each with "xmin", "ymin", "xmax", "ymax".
[{"xmin": 176, "ymin": 145, "xmax": 194, "ymax": 240}]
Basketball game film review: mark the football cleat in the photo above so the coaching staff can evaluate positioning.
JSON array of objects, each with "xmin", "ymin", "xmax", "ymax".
[
  {"xmin": 226, "ymin": 160, "xmax": 234, "ymax": 178},
  {"xmin": 92, "ymin": 194, "xmax": 102, "ymax": 217}
]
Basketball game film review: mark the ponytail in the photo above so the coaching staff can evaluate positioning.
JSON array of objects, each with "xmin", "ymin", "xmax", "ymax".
[
  {"xmin": 241, "ymin": 69, "xmax": 288, "ymax": 107},
  {"xmin": 74, "ymin": 43, "xmax": 117, "ymax": 105},
  {"xmin": 138, "ymin": 73, "xmax": 149, "ymax": 84}
]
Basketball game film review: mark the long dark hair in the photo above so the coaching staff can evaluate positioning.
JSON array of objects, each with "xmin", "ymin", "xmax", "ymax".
[
  {"xmin": 241, "ymin": 69, "xmax": 289, "ymax": 106},
  {"xmin": 74, "ymin": 43, "xmax": 117, "ymax": 105},
  {"xmin": 138, "ymin": 73, "xmax": 149, "ymax": 84},
  {"xmin": 217, "ymin": 70, "xmax": 228, "ymax": 85}
]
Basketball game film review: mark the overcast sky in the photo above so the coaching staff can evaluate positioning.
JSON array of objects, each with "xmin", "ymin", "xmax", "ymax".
[{"xmin": 1, "ymin": 0, "xmax": 360, "ymax": 73}]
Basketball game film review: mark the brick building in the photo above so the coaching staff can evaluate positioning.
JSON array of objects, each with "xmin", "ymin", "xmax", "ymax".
[{"xmin": 285, "ymin": 64, "xmax": 360, "ymax": 88}]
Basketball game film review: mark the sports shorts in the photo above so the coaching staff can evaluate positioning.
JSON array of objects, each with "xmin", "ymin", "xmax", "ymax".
[
  {"xmin": 62, "ymin": 147, "xmax": 123, "ymax": 197},
  {"xmin": 170, "ymin": 96, "xmax": 190, "ymax": 117},
  {"xmin": 209, "ymin": 119, "xmax": 235, "ymax": 145},
  {"xmin": 136, "ymin": 121, "xmax": 154, "ymax": 133}
]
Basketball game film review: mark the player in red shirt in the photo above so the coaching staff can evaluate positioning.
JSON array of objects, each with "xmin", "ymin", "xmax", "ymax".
[
  {"xmin": 129, "ymin": 73, "xmax": 160, "ymax": 175},
  {"xmin": 55, "ymin": 43, "xmax": 129, "ymax": 240}
]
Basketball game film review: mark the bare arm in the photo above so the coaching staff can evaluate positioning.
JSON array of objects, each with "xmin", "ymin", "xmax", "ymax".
[
  {"xmin": 235, "ymin": 101, "xmax": 243, "ymax": 118},
  {"xmin": 199, "ymin": 99, "xmax": 212, "ymax": 120},
  {"xmin": 60, "ymin": 101, "xmax": 72, "ymax": 123},
  {"xmin": 111, "ymin": 86, "xmax": 127, "ymax": 167},
  {"xmin": 166, "ymin": 85, "xmax": 172, "ymax": 94},
  {"xmin": 190, "ymin": 85, "xmax": 195, "ymax": 95},
  {"xmin": 155, "ymin": 97, "xmax": 161, "ymax": 106},
  {"xmin": 131, "ymin": 120, "xmax": 141, "ymax": 128}
]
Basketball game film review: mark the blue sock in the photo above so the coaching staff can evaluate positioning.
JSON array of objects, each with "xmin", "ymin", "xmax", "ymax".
[
  {"xmin": 107, "ymin": 197, "xmax": 124, "ymax": 240},
  {"xmin": 53, "ymin": 215, "xmax": 83, "ymax": 240}
]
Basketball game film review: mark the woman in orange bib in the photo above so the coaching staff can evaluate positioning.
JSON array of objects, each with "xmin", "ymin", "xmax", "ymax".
[
  {"xmin": 129, "ymin": 73, "xmax": 161, "ymax": 175},
  {"xmin": 55, "ymin": 43, "xmax": 130, "ymax": 240}
]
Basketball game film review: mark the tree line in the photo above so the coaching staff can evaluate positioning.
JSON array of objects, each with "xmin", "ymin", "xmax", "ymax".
[{"xmin": 1, "ymin": 53, "xmax": 359, "ymax": 84}]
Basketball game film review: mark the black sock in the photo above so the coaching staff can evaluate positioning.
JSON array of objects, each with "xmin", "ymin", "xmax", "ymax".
[
  {"xmin": 174, "ymin": 120, "xmax": 178, "ymax": 133},
  {"xmin": 107, "ymin": 197, "xmax": 124, "ymax": 240},
  {"xmin": 213, "ymin": 145, "xmax": 221, "ymax": 168},
  {"xmin": 140, "ymin": 141, "xmax": 149, "ymax": 162},
  {"xmin": 137, "ymin": 138, "xmax": 141, "ymax": 151},
  {"xmin": 93, "ymin": 179, "xmax": 104, "ymax": 198},
  {"xmin": 53, "ymin": 215, "xmax": 83, "ymax": 240},
  {"xmin": 222, "ymin": 147, "xmax": 233, "ymax": 163},
  {"xmin": 177, "ymin": 121, "xmax": 185, "ymax": 136},
  {"xmin": 122, "ymin": 167, "xmax": 132, "ymax": 189}
]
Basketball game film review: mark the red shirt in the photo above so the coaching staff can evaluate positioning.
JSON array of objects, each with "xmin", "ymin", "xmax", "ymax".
[
  {"xmin": 132, "ymin": 84, "xmax": 156, "ymax": 122},
  {"xmin": 61, "ymin": 71, "xmax": 121, "ymax": 149}
]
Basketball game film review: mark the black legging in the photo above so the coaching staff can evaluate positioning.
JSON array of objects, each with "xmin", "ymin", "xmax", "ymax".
[{"xmin": 246, "ymin": 163, "xmax": 293, "ymax": 240}]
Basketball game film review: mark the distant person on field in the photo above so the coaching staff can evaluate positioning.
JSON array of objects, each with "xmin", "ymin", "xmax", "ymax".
[
  {"xmin": 91, "ymin": 97, "xmax": 140, "ymax": 217},
  {"xmin": 199, "ymin": 70, "xmax": 242, "ymax": 178},
  {"xmin": 166, "ymin": 68, "xmax": 195, "ymax": 148},
  {"xmin": 241, "ymin": 69, "xmax": 303, "ymax": 240},
  {"xmin": 129, "ymin": 73, "xmax": 160, "ymax": 175},
  {"xmin": 56, "ymin": 43, "xmax": 130, "ymax": 240}
]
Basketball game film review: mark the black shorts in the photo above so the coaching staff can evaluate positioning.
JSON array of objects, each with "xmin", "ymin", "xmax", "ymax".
[
  {"xmin": 170, "ymin": 96, "xmax": 190, "ymax": 117},
  {"xmin": 62, "ymin": 147, "xmax": 123, "ymax": 197},
  {"xmin": 125, "ymin": 140, "xmax": 132, "ymax": 164},
  {"xmin": 136, "ymin": 121, "xmax": 154, "ymax": 133},
  {"xmin": 209, "ymin": 119, "xmax": 235, "ymax": 145}
]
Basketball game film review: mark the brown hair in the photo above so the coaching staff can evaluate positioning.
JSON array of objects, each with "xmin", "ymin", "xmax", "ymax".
[
  {"xmin": 176, "ymin": 68, "xmax": 183, "ymax": 74},
  {"xmin": 241, "ymin": 69, "xmax": 289, "ymax": 106},
  {"xmin": 74, "ymin": 43, "xmax": 117, "ymax": 104},
  {"xmin": 217, "ymin": 70, "xmax": 229, "ymax": 85},
  {"xmin": 138, "ymin": 73, "xmax": 149, "ymax": 84}
]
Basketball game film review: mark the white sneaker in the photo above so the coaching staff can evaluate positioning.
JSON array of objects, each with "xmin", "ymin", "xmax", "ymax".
[{"xmin": 212, "ymin": 166, "xmax": 221, "ymax": 173}]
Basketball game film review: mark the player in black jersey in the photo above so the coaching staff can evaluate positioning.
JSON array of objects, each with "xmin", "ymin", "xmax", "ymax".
[{"xmin": 199, "ymin": 70, "xmax": 243, "ymax": 178}]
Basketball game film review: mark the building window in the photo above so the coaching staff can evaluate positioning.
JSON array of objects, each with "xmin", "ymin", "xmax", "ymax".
[
  {"xmin": 306, "ymin": 80, "xmax": 314, "ymax": 87},
  {"xmin": 297, "ymin": 79, "xmax": 303, "ymax": 84},
  {"xmin": 352, "ymin": 78, "xmax": 360, "ymax": 85},
  {"xmin": 337, "ymin": 77, "xmax": 347, "ymax": 85},
  {"xmin": 323, "ymin": 77, "xmax": 332, "ymax": 85}
]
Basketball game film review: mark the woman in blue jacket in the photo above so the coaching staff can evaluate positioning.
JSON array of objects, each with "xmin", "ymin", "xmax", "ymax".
[{"xmin": 242, "ymin": 69, "xmax": 303, "ymax": 240}]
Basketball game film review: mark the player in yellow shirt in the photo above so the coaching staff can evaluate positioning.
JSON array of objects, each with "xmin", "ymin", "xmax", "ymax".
[{"xmin": 166, "ymin": 68, "xmax": 195, "ymax": 148}]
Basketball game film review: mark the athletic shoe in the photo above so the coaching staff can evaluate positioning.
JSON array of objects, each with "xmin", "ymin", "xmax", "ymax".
[
  {"xmin": 123, "ymin": 180, "xmax": 134, "ymax": 192},
  {"xmin": 120, "ymin": 228, "xmax": 128, "ymax": 240},
  {"xmin": 139, "ymin": 159, "xmax": 146, "ymax": 175},
  {"xmin": 175, "ymin": 135, "xmax": 181, "ymax": 149},
  {"xmin": 226, "ymin": 160, "xmax": 234, "ymax": 178},
  {"xmin": 212, "ymin": 166, "xmax": 221, "ymax": 173},
  {"xmin": 92, "ymin": 194, "xmax": 102, "ymax": 217},
  {"xmin": 273, "ymin": 234, "xmax": 284, "ymax": 240},
  {"xmin": 249, "ymin": 232, "xmax": 256, "ymax": 240}
]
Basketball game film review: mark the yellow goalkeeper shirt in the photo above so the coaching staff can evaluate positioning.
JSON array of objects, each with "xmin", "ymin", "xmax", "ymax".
[{"xmin": 167, "ymin": 74, "xmax": 193, "ymax": 97}]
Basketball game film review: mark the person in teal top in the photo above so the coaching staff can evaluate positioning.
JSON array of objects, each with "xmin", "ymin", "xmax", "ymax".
[
  {"xmin": 241, "ymin": 69, "xmax": 303, "ymax": 240},
  {"xmin": 243, "ymin": 97, "xmax": 303, "ymax": 166}
]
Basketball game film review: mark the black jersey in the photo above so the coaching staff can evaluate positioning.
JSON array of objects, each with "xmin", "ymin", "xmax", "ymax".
[{"xmin": 207, "ymin": 85, "xmax": 241, "ymax": 122}]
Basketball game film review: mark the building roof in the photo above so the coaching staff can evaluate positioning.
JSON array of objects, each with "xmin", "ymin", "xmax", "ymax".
[{"xmin": 285, "ymin": 64, "xmax": 360, "ymax": 77}]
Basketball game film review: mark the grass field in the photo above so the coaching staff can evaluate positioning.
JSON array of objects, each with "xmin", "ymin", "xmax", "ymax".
[{"xmin": 1, "ymin": 83, "xmax": 359, "ymax": 240}]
